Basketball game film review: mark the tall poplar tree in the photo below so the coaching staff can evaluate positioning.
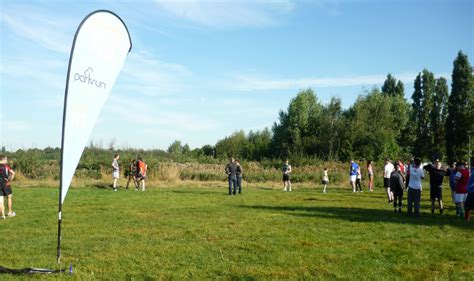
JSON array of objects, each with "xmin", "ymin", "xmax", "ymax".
[{"xmin": 445, "ymin": 51, "xmax": 474, "ymax": 162}]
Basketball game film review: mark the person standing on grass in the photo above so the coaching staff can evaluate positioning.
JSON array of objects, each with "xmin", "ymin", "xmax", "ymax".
[
  {"xmin": 0, "ymin": 155, "xmax": 16, "ymax": 220},
  {"xmin": 236, "ymin": 160, "xmax": 243, "ymax": 194},
  {"xmin": 367, "ymin": 160, "xmax": 374, "ymax": 192},
  {"xmin": 463, "ymin": 161, "xmax": 474, "ymax": 221},
  {"xmin": 322, "ymin": 168, "xmax": 329, "ymax": 193},
  {"xmin": 447, "ymin": 161, "xmax": 457, "ymax": 208},
  {"xmin": 355, "ymin": 166, "xmax": 363, "ymax": 192},
  {"xmin": 383, "ymin": 158, "xmax": 395, "ymax": 203},
  {"xmin": 390, "ymin": 164, "xmax": 405, "ymax": 213},
  {"xmin": 423, "ymin": 159, "xmax": 447, "ymax": 215},
  {"xmin": 407, "ymin": 157, "xmax": 424, "ymax": 216},
  {"xmin": 225, "ymin": 157, "xmax": 238, "ymax": 195},
  {"xmin": 454, "ymin": 161, "xmax": 469, "ymax": 218},
  {"xmin": 349, "ymin": 160, "xmax": 358, "ymax": 193},
  {"xmin": 282, "ymin": 159, "xmax": 292, "ymax": 192},
  {"xmin": 126, "ymin": 159, "xmax": 138, "ymax": 190},
  {"xmin": 136, "ymin": 157, "xmax": 147, "ymax": 191},
  {"xmin": 111, "ymin": 154, "xmax": 120, "ymax": 192}
]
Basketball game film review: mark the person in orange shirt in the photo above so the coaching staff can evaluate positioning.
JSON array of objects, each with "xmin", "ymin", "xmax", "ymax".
[{"xmin": 135, "ymin": 157, "xmax": 147, "ymax": 191}]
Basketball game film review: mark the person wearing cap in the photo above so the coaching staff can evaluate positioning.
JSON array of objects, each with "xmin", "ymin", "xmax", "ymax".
[{"xmin": 423, "ymin": 159, "xmax": 447, "ymax": 215}]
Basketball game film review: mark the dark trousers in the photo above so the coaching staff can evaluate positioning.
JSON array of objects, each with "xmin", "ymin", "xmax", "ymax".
[
  {"xmin": 356, "ymin": 179, "xmax": 362, "ymax": 191},
  {"xmin": 407, "ymin": 188, "xmax": 421, "ymax": 215},
  {"xmin": 393, "ymin": 189, "xmax": 403, "ymax": 209},
  {"xmin": 236, "ymin": 176, "xmax": 242, "ymax": 194},
  {"xmin": 228, "ymin": 176, "xmax": 237, "ymax": 195}
]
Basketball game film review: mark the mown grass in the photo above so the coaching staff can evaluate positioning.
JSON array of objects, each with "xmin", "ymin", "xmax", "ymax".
[{"xmin": 0, "ymin": 184, "xmax": 473, "ymax": 280}]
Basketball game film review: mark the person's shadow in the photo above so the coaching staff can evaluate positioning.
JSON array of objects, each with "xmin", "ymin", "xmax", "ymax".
[{"xmin": 239, "ymin": 204, "xmax": 472, "ymax": 229}]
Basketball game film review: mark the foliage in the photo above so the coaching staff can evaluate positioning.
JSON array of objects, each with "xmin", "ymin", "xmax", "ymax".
[{"xmin": 445, "ymin": 51, "xmax": 474, "ymax": 163}]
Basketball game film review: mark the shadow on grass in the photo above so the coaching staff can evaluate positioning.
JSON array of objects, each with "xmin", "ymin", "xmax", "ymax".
[
  {"xmin": 239, "ymin": 205, "xmax": 472, "ymax": 229},
  {"xmin": 93, "ymin": 183, "xmax": 111, "ymax": 189}
]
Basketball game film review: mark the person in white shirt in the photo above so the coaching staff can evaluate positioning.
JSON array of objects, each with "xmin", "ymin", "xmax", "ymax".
[
  {"xmin": 384, "ymin": 158, "xmax": 395, "ymax": 203},
  {"xmin": 111, "ymin": 154, "xmax": 120, "ymax": 192},
  {"xmin": 407, "ymin": 157, "xmax": 424, "ymax": 216},
  {"xmin": 322, "ymin": 168, "xmax": 329, "ymax": 193}
]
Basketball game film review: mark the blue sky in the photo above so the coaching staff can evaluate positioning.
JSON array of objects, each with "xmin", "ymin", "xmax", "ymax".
[{"xmin": 1, "ymin": 0, "xmax": 472, "ymax": 151}]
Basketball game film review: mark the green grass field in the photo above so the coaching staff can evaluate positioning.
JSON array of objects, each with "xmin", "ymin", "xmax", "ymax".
[{"xmin": 1, "ymin": 184, "xmax": 473, "ymax": 280}]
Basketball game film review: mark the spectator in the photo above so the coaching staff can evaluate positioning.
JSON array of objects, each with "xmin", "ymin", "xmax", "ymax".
[{"xmin": 407, "ymin": 157, "xmax": 424, "ymax": 216}]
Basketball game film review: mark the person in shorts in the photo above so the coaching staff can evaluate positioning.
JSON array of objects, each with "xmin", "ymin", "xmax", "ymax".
[
  {"xmin": 126, "ymin": 159, "xmax": 138, "ymax": 190},
  {"xmin": 349, "ymin": 160, "xmax": 358, "ymax": 193},
  {"xmin": 367, "ymin": 160, "xmax": 374, "ymax": 192},
  {"xmin": 322, "ymin": 168, "xmax": 329, "ymax": 193},
  {"xmin": 0, "ymin": 155, "xmax": 16, "ymax": 220},
  {"xmin": 136, "ymin": 157, "xmax": 147, "ymax": 191},
  {"xmin": 454, "ymin": 162, "xmax": 469, "ymax": 217},
  {"xmin": 384, "ymin": 158, "xmax": 395, "ymax": 203},
  {"xmin": 111, "ymin": 154, "xmax": 120, "ymax": 191},
  {"xmin": 282, "ymin": 159, "xmax": 292, "ymax": 192},
  {"xmin": 424, "ymin": 159, "xmax": 447, "ymax": 215}
]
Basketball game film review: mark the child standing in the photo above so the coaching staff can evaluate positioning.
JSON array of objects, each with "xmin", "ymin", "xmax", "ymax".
[{"xmin": 322, "ymin": 168, "xmax": 329, "ymax": 193}]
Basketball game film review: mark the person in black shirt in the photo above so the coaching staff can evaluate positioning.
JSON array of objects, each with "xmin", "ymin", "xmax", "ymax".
[
  {"xmin": 390, "ymin": 164, "xmax": 405, "ymax": 213},
  {"xmin": 225, "ymin": 157, "xmax": 238, "ymax": 195},
  {"xmin": 236, "ymin": 160, "xmax": 243, "ymax": 194},
  {"xmin": 424, "ymin": 159, "xmax": 447, "ymax": 215}
]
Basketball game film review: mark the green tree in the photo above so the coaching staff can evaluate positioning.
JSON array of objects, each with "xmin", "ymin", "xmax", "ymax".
[
  {"xmin": 167, "ymin": 140, "xmax": 183, "ymax": 155},
  {"xmin": 446, "ymin": 51, "xmax": 474, "ymax": 162},
  {"xmin": 431, "ymin": 77, "xmax": 449, "ymax": 159},
  {"xmin": 271, "ymin": 89, "xmax": 323, "ymax": 157},
  {"xmin": 382, "ymin": 74, "xmax": 405, "ymax": 97}
]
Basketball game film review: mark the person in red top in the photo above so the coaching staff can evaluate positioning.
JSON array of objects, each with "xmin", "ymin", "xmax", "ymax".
[
  {"xmin": 0, "ymin": 155, "xmax": 16, "ymax": 220},
  {"xmin": 135, "ymin": 156, "xmax": 148, "ymax": 191},
  {"xmin": 454, "ymin": 161, "xmax": 469, "ymax": 217}
]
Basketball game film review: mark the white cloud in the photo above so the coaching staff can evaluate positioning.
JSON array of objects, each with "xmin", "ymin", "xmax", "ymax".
[
  {"xmin": 3, "ymin": 120, "xmax": 32, "ymax": 132},
  {"xmin": 154, "ymin": 0, "xmax": 294, "ymax": 28},
  {"xmin": 0, "ymin": 11, "xmax": 72, "ymax": 54},
  {"xmin": 232, "ymin": 72, "xmax": 451, "ymax": 91}
]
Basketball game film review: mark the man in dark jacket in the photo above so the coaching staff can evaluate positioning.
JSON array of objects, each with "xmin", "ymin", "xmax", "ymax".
[
  {"xmin": 424, "ymin": 159, "xmax": 447, "ymax": 215},
  {"xmin": 390, "ymin": 164, "xmax": 405, "ymax": 213},
  {"xmin": 225, "ymin": 157, "xmax": 238, "ymax": 195}
]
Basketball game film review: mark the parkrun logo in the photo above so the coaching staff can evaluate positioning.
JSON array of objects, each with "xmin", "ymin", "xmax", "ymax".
[{"xmin": 74, "ymin": 67, "xmax": 106, "ymax": 89}]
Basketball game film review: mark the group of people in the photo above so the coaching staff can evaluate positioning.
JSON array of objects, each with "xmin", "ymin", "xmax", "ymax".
[
  {"xmin": 224, "ymin": 157, "xmax": 244, "ymax": 195},
  {"xmin": 111, "ymin": 154, "xmax": 148, "ymax": 192},
  {"xmin": 348, "ymin": 157, "xmax": 474, "ymax": 221}
]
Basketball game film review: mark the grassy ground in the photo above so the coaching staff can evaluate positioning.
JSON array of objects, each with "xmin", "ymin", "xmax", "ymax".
[{"xmin": 0, "ymin": 183, "xmax": 473, "ymax": 280}]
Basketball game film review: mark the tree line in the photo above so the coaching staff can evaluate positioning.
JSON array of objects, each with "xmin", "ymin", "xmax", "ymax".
[{"xmin": 207, "ymin": 51, "xmax": 473, "ymax": 163}]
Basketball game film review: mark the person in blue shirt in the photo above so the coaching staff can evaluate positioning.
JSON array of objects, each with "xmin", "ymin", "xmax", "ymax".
[
  {"xmin": 350, "ymin": 160, "xmax": 358, "ymax": 193},
  {"xmin": 464, "ymin": 161, "xmax": 474, "ymax": 221}
]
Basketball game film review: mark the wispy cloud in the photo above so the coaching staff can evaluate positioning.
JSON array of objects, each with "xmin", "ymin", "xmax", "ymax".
[
  {"xmin": 232, "ymin": 72, "xmax": 451, "ymax": 91},
  {"xmin": 3, "ymin": 120, "xmax": 32, "ymax": 132},
  {"xmin": 154, "ymin": 0, "xmax": 295, "ymax": 28},
  {"xmin": 118, "ymin": 51, "xmax": 193, "ymax": 97},
  {"xmin": 0, "ymin": 9, "xmax": 72, "ymax": 54}
]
